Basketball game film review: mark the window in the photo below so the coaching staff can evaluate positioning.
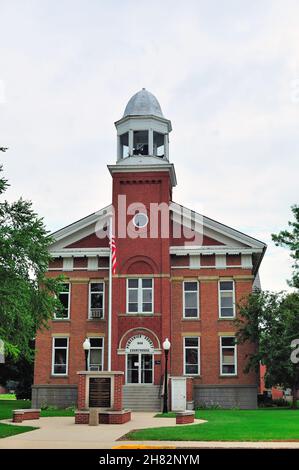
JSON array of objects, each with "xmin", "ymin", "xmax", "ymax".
[
  {"xmin": 219, "ymin": 280, "xmax": 235, "ymax": 318},
  {"xmin": 133, "ymin": 130, "xmax": 148, "ymax": 155},
  {"xmin": 220, "ymin": 336, "xmax": 237, "ymax": 375},
  {"xmin": 120, "ymin": 132, "xmax": 129, "ymax": 158},
  {"xmin": 184, "ymin": 337, "xmax": 200, "ymax": 375},
  {"xmin": 89, "ymin": 282, "xmax": 104, "ymax": 319},
  {"xmin": 88, "ymin": 337, "xmax": 104, "ymax": 371},
  {"xmin": 133, "ymin": 213, "xmax": 148, "ymax": 228},
  {"xmin": 127, "ymin": 278, "xmax": 153, "ymax": 313},
  {"xmin": 55, "ymin": 283, "xmax": 70, "ymax": 319},
  {"xmin": 183, "ymin": 281, "xmax": 199, "ymax": 318},
  {"xmin": 52, "ymin": 337, "xmax": 68, "ymax": 375},
  {"xmin": 153, "ymin": 131, "xmax": 165, "ymax": 157}
]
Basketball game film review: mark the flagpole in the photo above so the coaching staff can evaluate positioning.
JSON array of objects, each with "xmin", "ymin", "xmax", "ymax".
[{"xmin": 108, "ymin": 217, "xmax": 112, "ymax": 372}]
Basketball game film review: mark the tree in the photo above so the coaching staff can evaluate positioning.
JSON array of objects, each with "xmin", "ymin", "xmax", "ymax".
[
  {"xmin": 272, "ymin": 205, "xmax": 299, "ymax": 289},
  {"xmin": 236, "ymin": 290, "xmax": 299, "ymax": 408},
  {"xmin": 0, "ymin": 341, "xmax": 35, "ymax": 399},
  {"xmin": 0, "ymin": 165, "xmax": 63, "ymax": 360}
]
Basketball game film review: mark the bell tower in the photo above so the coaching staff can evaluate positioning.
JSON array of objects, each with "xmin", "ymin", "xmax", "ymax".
[
  {"xmin": 109, "ymin": 88, "xmax": 177, "ymax": 193},
  {"xmin": 108, "ymin": 89, "xmax": 176, "ymax": 373},
  {"xmin": 115, "ymin": 88, "xmax": 172, "ymax": 162}
]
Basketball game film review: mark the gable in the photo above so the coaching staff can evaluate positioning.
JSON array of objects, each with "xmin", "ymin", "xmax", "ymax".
[{"xmin": 65, "ymin": 232, "xmax": 109, "ymax": 249}]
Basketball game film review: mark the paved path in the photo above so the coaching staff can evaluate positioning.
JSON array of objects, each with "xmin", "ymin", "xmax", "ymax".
[{"xmin": 1, "ymin": 413, "xmax": 299, "ymax": 449}]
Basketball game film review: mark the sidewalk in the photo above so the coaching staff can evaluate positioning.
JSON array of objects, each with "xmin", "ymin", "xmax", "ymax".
[{"xmin": 1, "ymin": 413, "xmax": 299, "ymax": 449}]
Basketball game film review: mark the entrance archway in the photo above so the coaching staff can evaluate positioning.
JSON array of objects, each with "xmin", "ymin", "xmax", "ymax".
[{"xmin": 125, "ymin": 334, "xmax": 154, "ymax": 384}]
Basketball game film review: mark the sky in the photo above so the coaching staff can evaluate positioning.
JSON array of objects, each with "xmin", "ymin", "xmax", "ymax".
[{"xmin": 0, "ymin": 0, "xmax": 298, "ymax": 291}]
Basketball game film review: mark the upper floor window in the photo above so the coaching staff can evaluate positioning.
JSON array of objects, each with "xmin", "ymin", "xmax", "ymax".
[
  {"xmin": 88, "ymin": 337, "xmax": 104, "ymax": 371},
  {"xmin": 183, "ymin": 281, "xmax": 199, "ymax": 318},
  {"xmin": 184, "ymin": 337, "xmax": 200, "ymax": 375},
  {"xmin": 52, "ymin": 337, "xmax": 69, "ymax": 376},
  {"xmin": 54, "ymin": 283, "xmax": 70, "ymax": 320},
  {"xmin": 127, "ymin": 278, "xmax": 153, "ymax": 314},
  {"xmin": 133, "ymin": 130, "xmax": 148, "ymax": 155},
  {"xmin": 219, "ymin": 280, "xmax": 235, "ymax": 318},
  {"xmin": 153, "ymin": 131, "xmax": 165, "ymax": 158},
  {"xmin": 89, "ymin": 282, "xmax": 104, "ymax": 319},
  {"xmin": 220, "ymin": 336, "xmax": 237, "ymax": 375},
  {"xmin": 120, "ymin": 132, "xmax": 129, "ymax": 158}
]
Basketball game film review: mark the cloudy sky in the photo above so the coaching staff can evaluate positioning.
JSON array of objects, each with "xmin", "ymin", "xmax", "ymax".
[{"xmin": 0, "ymin": 0, "xmax": 298, "ymax": 291}]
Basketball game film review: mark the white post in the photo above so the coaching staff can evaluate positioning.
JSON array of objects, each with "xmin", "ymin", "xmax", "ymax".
[{"xmin": 108, "ymin": 218, "xmax": 113, "ymax": 371}]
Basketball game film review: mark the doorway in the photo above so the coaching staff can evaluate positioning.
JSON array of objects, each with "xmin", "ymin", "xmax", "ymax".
[{"xmin": 126, "ymin": 353, "xmax": 153, "ymax": 384}]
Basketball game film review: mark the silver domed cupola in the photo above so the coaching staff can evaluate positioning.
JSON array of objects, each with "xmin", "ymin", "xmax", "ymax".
[
  {"xmin": 115, "ymin": 88, "xmax": 172, "ymax": 163},
  {"xmin": 123, "ymin": 88, "xmax": 164, "ymax": 118}
]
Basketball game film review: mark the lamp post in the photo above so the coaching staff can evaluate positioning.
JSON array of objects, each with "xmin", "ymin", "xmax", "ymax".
[
  {"xmin": 162, "ymin": 337, "xmax": 171, "ymax": 413},
  {"xmin": 83, "ymin": 338, "xmax": 91, "ymax": 371}
]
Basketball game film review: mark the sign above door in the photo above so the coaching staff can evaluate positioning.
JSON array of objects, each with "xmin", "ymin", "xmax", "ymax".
[{"xmin": 125, "ymin": 334, "xmax": 155, "ymax": 354}]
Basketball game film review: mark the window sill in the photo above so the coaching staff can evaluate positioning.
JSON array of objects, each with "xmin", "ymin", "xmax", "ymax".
[
  {"xmin": 219, "ymin": 375, "xmax": 238, "ymax": 378},
  {"xmin": 218, "ymin": 317, "xmax": 236, "ymax": 321},
  {"xmin": 52, "ymin": 319, "xmax": 71, "ymax": 322},
  {"xmin": 119, "ymin": 313, "xmax": 161, "ymax": 317},
  {"xmin": 182, "ymin": 318, "xmax": 201, "ymax": 321},
  {"xmin": 183, "ymin": 374, "xmax": 201, "ymax": 378},
  {"xmin": 50, "ymin": 375, "xmax": 69, "ymax": 378},
  {"xmin": 87, "ymin": 318, "xmax": 105, "ymax": 322}
]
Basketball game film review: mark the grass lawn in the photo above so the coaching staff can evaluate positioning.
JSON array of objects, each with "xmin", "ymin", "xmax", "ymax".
[
  {"xmin": 0, "ymin": 399, "xmax": 37, "ymax": 438},
  {"xmin": 126, "ymin": 409, "xmax": 299, "ymax": 442},
  {"xmin": 0, "ymin": 394, "xmax": 16, "ymax": 400},
  {"xmin": 0, "ymin": 398, "xmax": 75, "ymax": 438}
]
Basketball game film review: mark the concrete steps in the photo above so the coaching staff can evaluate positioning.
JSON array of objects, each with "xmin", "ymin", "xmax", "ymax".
[{"xmin": 123, "ymin": 385, "xmax": 162, "ymax": 411}]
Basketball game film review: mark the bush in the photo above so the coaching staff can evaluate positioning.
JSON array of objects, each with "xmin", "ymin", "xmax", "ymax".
[{"xmin": 271, "ymin": 398, "xmax": 289, "ymax": 407}]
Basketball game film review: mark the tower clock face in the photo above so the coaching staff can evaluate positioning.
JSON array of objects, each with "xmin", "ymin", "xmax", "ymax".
[{"xmin": 133, "ymin": 213, "xmax": 148, "ymax": 228}]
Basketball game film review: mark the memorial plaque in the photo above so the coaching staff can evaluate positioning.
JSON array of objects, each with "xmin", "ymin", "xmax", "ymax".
[{"xmin": 89, "ymin": 377, "xmax": 111, "ymax": 408}]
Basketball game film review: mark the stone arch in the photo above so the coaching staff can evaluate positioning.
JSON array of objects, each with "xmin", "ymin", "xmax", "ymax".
[
  {"xmin": 118, "ymin": 327, "xmax": 161, "ymax": 351},
  {"xmin": 119, "ymin": 255, "xmax": 159, "ymax": 275}
]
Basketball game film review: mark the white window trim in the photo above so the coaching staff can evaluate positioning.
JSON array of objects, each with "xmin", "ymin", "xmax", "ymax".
[
  {"xmin": 51, "ymin": 337, "xmax": 69, "ymax": 376},
  {"xmin": 218, "ymin": 279, "xmax": 236, "ymax": 319},
  {"xmin": 54, "ymin": 282, "xmax": 71, "ymax": 320},
  {"xmin": 126, "ymin": 278, "xmax": 154, "ymax": 314},
  {"xmin": 183, "ymin": 280, "xmax": 199, "ymax": 319},
  {"xmin": 219, "ymin": 336, "xmax": 237, "ymax": 376},
  {"xmin": 183, "ymin": 336, "xmax": 200, "ymax": 376},
  {"xmin": 88, "ymin": 281, "xmax": 105, "ymax": 319},
  {"xmin": 88, "ymin": 336, "xmax": 104, "ymax": 371}
]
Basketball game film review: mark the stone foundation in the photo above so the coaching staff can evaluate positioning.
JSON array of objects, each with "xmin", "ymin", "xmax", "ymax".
[
  {"xmin": 31, "ymin": 385, "xmax": 77, "ymax": 408},
  {"xmin": 194, "ymin": 385, "xmax": 258, "ymax": 409}
]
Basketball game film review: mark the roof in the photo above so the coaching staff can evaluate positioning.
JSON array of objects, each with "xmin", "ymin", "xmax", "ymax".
[{"xmin": 123, "ymin": 88, "xmax": 164, "ymax": 118}]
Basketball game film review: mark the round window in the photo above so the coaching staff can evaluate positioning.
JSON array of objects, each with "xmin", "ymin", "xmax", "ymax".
[{"xmin": 133, "ymin": 213, "xmax": 148, "ymax": 228}]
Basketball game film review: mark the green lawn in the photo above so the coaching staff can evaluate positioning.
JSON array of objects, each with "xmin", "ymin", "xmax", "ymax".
[
  {"xmin": 0, "ymin": 399, "xmax": 74, "ymax": 439},
  {"xmin": 0, "ymin": 399, "xmax": 36, "ymax": 438},
  {"xmin": 0, "ymin": 394, "xmax": 16, "ymax": 400},
  {"xmin": 126, "ymin": 409, "xmax": 299, "ymax": 442}
]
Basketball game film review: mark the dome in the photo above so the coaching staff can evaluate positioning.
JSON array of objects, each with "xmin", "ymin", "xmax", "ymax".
[{"xmin": 123, "ymin": 88, "xmax": 164, "ymax": 118}]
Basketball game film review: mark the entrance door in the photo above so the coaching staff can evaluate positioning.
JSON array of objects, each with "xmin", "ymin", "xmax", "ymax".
[{"xmin": 127, "ymin": 353, "xmax": 153, "ymax": 384}]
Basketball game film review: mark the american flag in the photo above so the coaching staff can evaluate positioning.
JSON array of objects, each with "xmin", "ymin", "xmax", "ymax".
[{"xmin": 110, "ymin": 234, "xmax": 117, "ymax": 275}]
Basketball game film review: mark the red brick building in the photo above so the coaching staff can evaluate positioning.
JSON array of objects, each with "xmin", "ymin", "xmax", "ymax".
[{"xmin": 32, "ymin": 89, "xmax": 266, "ymax": 410}]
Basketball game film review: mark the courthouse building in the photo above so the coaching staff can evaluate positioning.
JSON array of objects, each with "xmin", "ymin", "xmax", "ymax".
[{"xmin": 32, "ymin": 89, "xmax": 266, "ymax": 410}]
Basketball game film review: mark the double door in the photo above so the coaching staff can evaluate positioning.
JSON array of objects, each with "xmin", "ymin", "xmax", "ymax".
[{"xmin": 126, "ymin": 353, "xmax": 153, "ymax": 384}]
